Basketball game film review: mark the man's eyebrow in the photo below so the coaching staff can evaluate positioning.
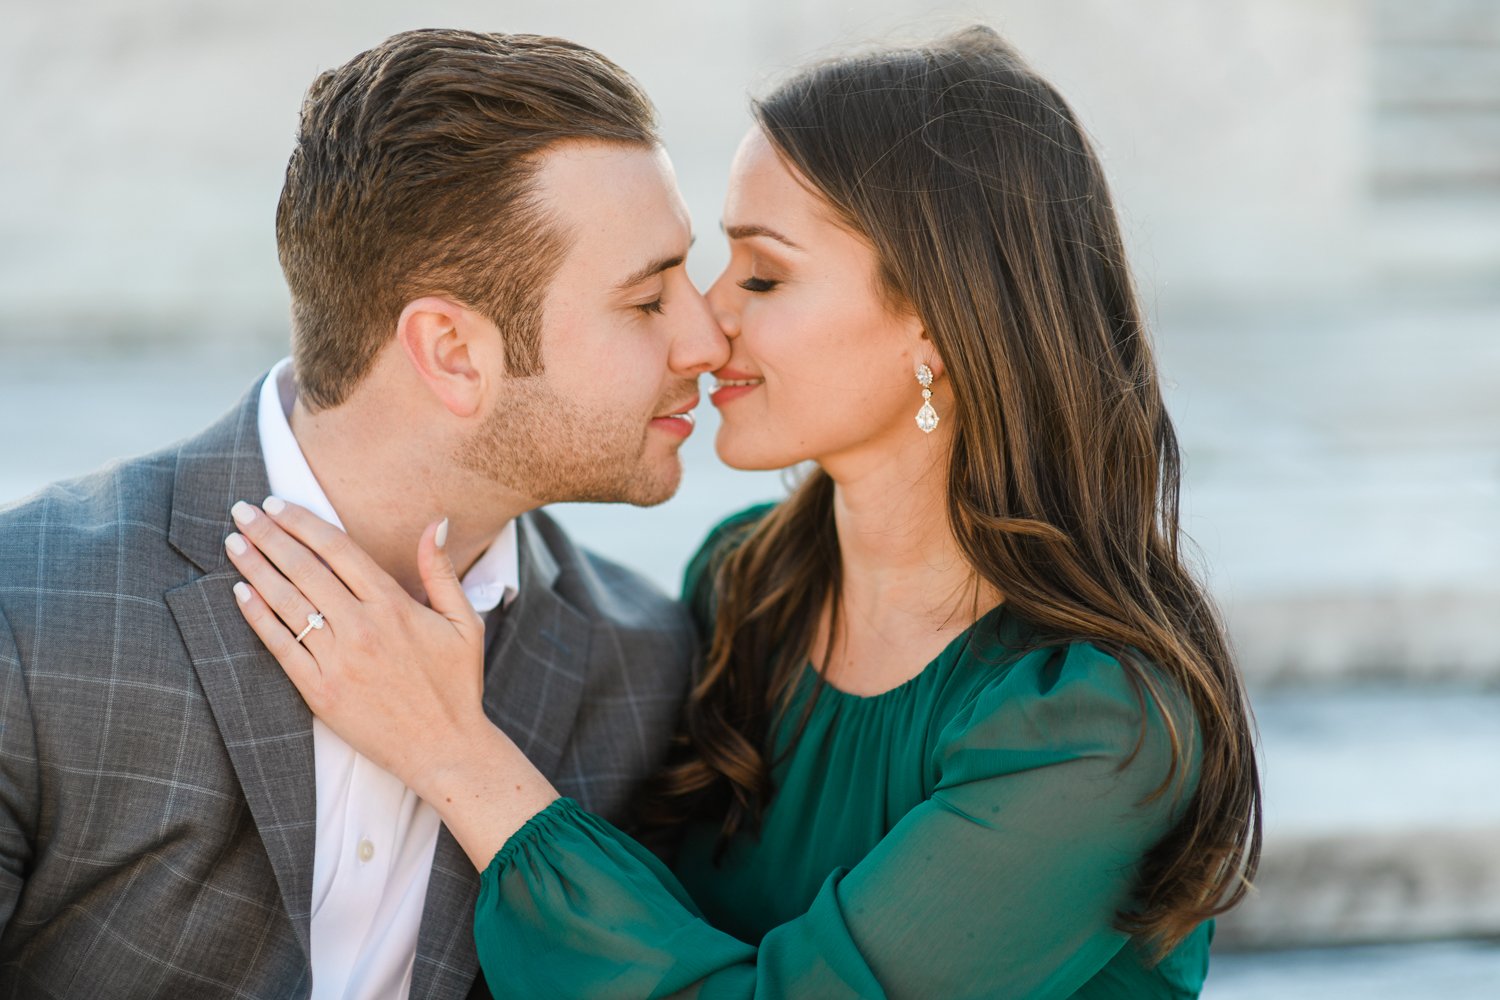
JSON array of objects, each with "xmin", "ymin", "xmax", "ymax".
[
  {"xmin": 722, "ymin": 223, "xmax": 803, "ymax": 250},
  {"xmin": 615, "ymin": 237, "xmax": 696, "ymax": 290}
]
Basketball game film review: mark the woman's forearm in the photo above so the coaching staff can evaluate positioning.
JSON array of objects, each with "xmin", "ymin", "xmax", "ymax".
[{"xmin": 413, "ymin": 719, "xmax": 562, "ymax": 870}]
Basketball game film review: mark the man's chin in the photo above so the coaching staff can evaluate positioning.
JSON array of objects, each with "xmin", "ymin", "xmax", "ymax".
[
  {"xmin": 556, "ymin": 457, "xmax": 681, "ymax": 508},
  {"xmin": 627, "ymin": 487, "xmax": 677, "ymax": 509},
  {"xmin": 621, "ymin": 462, "xmax": 682, "ymax": 509}
]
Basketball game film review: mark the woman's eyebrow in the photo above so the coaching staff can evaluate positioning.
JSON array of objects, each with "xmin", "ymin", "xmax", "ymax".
[{"xmin": 722, "ymin": 223, "xmax": 803, "ymax": 251}]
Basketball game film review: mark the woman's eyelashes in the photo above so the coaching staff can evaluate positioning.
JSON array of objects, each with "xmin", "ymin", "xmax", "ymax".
[
  {"xmin": 634, "ymin": 298, "xmax": 666, "ymax": 315},
  {"xmin": 738, "ymin": 276, "xmax": 779, "ymax": 293}
]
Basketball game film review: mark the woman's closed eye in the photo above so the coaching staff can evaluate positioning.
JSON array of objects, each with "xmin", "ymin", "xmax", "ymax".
[
  {"xmin": 634, "ymin": 297, "xmax": 666, "ymax": 315},
  {"xmin": 738, "ymin": 276, "xmax": 779, "ymax": 293}
]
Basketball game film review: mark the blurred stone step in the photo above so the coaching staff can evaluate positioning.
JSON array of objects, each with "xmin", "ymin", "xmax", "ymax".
[
  {"xmin": 1367, "ymin": 192, "xmax": 1500, "ymax": 282},
  {"xmin": 1374, "ymin": 110, "xmax": 1500, "ymax": 190},
  {"xmin": 1377, "ymin": 44, "xmax": 1500, "ymax": 110},
  {"xmin": 1206, "ymin": 939, "xmax": 1500, "ymax": 1000},
  {"xmin": 1374, "ymin": 0, "xmax": 1500, "ymax": 46},
  {"xmin": 1226, "ymin": 590, "xmax": 1500, "ymax": 687},
  {"xmin": 1160, "ymin": 298, "xmax": 1500, "ymax": 686},
  {"xmin": 1222, "ymin": 827, "xmax": 1500, "ymax": 950},
  {"xmin": 1216, "ymin": 687, "xmax": 1500, "ymax": 950}
]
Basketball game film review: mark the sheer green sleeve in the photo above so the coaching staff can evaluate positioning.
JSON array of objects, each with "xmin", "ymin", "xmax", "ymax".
[{"xmin": 473, "ymin": 641, "xmax": 1198, "ymax": 999}]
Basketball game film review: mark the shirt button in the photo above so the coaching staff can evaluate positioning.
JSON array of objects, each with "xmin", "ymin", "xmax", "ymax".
[{"xmin": 357, "ymin": 838, "xmax": 376, "ymax": 863}]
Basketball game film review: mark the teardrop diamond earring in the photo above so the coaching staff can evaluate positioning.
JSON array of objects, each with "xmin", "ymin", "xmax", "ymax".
[{"xmin": 915, "ymin": 363, "xmax": 939, "ymax": 434}]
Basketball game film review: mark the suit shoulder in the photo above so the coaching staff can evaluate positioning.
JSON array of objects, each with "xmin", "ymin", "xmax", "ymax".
[
  {"xmin": 0, "ymin": 448, "xmax": 185, "ymax": 631},
  {"xmin": 520, "ymin": 509, "xmax": 692, "ymax": 638},
  {"xmin": 0, "ymin": 447, "xmax": 179, "ymax": 554}
]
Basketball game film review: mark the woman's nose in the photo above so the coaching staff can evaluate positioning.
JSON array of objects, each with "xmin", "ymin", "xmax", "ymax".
[{"xmin": 704, "ymin": 272, "xmax": 741, "ymax": 339}]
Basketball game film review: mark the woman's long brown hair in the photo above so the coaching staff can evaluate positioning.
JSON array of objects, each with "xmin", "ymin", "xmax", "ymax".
[{"xmin": 638, "ymin": 25, "xmax": 1261, "ymax": 957}]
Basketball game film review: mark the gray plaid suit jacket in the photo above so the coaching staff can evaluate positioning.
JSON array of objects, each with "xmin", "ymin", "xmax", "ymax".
[{"xmin": 0, "ymin": 377, "xmax": 697, "ymax": 998}]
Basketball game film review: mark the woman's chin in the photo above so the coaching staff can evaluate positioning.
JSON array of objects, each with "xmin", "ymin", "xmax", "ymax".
[{"xmin": 712, "ymin": 427, "xmax": 805, "ymax": 473}]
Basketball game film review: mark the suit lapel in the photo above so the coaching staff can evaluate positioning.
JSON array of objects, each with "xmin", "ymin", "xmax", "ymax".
[
  {"xmin": 411, "ymin": 513, "xmax": 593, "ymax": 999},
  {"xmin": 163, "ymin": 380, "xmax": 318, "ymax": 958},
  {"xmin": 481, "ymin": 514, "xmax": 592, "ymax": 781}
]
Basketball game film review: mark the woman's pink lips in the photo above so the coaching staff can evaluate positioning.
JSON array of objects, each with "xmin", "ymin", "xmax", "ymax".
[
  {"xmin": 710, "ymin": 382, "xmax": 759, "ymax": 407},
  {"xmin": 714, "ymin": 367, "xmax": 760, "ymax": 381},
  {"xmin": 710, "ymin": 369, "xmax": 763, "ymax": 408}
]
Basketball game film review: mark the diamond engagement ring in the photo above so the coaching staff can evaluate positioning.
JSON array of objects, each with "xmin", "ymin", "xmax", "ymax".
[{"xmin": 294, "ymin": 612, "xmax": 326, "ymax": 644}]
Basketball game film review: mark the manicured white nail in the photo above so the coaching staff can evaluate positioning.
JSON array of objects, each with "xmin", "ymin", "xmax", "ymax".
[
  {"xmin": 225, "ymin": 533, "xmax": 248, "ymax": 556},
  {"xmin": 233, "ymin": 582, "xmax": 253, "ymax": 604},
  {"xmin": 263, "ymin": 496, "xmax": 286, "ymax": 516},
  {"xmin": 435, "ymin": 517, "xmax": 449, "ymax": 549},
  {"xmin": 230, "ymin": 501, "xmax": 256, "ymax": 525}
]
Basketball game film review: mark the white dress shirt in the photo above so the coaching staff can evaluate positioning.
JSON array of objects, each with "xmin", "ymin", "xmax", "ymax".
[{"xmin": 257, "ymin": 359, "xmax": 518, "ymax": 1000}]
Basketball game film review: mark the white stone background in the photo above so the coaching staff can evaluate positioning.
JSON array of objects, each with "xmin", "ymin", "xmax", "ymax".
[{"xmin": 0, "ymin": 0, "xmax": 1387, "ymax": 339}]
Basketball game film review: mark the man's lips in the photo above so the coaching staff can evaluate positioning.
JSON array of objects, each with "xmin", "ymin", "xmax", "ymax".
[
  {"xmin": 650, "ymin": 394, "xmax": 699, "ymax": 436},
  {"xmin": 654, "ymin": 394, "xmax": 700, "ymax": 421}
]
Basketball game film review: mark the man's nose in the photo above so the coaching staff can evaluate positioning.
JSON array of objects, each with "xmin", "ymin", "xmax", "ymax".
[{"xmin": 669, "ymin": 289, "xmax": 731, "ymax": 376}]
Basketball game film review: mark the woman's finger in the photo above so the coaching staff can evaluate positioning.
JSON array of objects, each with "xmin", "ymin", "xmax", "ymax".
[
  {"xmin": 417, "ymin": 519, "xmax": 485, "ymax": 701},
  {"xmin": 232, "ymin": 580, "xmax": 325, "ymax": 704},
  {"xmin": 229, "ymin": 501, "xmax": 360, "ymax": 620},
  {"xmin": 260, "ymin": 496, "xmax": 400, "ymax": 604},
  {"xmin": 225, "ymin": 530, "xmax": 336, "ymax": 647},
  {"xmin": 417, "ymin": 518, "xmax": 480, "ymax": 631}
]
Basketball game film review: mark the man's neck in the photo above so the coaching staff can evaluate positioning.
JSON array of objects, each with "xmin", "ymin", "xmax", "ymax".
[{"xmin": 288, "ymin": 396, "xmax": 526, "ymax": 602}]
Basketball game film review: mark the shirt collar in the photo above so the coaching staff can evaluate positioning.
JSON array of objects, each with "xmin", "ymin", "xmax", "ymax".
[{"xmin": 256, "ymin": 358, "xmax": 518, "ymax": 613}]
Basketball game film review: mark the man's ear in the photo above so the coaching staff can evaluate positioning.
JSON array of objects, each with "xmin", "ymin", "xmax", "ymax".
[{"xmin": 396, "ymin": 296, "xmax": 491, "ymax": 418}]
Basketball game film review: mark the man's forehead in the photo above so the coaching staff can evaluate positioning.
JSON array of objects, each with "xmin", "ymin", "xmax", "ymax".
[
  {"xmin": 532, "ymin": 140, "xmax": 678, "ymax": 207},
  {"xmin": 532, "ymin": 143, "xmax": 693, "ymax": 283}
]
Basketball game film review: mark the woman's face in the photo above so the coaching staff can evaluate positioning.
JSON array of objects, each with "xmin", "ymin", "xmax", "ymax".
[{"xmin": 705, "ymin": 128, "xmax": 933, "ymax": 474}]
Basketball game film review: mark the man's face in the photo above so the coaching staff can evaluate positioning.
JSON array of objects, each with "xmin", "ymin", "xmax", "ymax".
[{"xmin": 459, "ymin": 140, "xmax": 728, "ymax": 506}]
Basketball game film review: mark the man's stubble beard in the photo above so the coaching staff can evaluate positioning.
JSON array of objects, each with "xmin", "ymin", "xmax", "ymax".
[{"xmin": 455, "ymin": 376, "xmax": 681, "ymax": 507}]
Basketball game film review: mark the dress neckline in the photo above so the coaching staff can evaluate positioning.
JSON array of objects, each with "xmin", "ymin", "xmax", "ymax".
[{"xmin": 802, "ymin": 602, "xmax": 1009, "ymax": 703}]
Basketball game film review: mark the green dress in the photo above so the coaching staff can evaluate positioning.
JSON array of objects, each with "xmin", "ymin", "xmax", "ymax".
[{"xmin": 475, "ymin": 506, "xmax": 1213, "ymax": 998}]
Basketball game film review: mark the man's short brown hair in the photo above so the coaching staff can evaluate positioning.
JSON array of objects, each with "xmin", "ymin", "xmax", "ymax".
[{"xmin": 275, "ymin": 29, "xmax": 659, "ymax": 410}]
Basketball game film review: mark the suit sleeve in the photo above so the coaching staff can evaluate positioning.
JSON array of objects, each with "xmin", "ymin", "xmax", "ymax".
[{"xmin": 0, "ymin": 604, "xmax": 39, "ymax": 932}]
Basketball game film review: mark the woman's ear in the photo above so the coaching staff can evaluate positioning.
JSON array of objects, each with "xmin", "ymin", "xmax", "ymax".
[
  {"xmin": 913, "ymin": 325, "xmax": 945, "ymax": 382},
  {"xmin": 396, "ymin": 296, "xmax": 487, "ymax": 418}
]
